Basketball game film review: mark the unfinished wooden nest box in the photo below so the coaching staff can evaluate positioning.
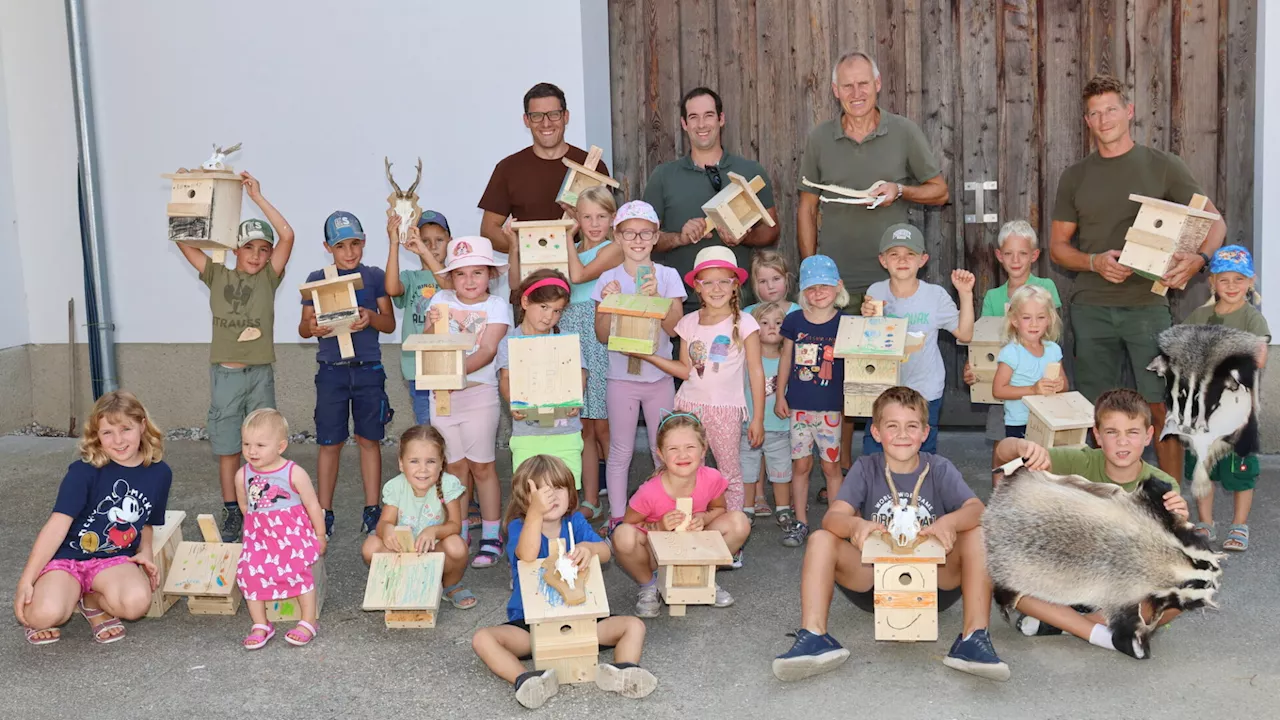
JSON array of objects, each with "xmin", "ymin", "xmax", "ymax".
[
  {"xmin": 363, "ymin": 533, "xmax": 445, "ymax": 629},
  {"xmin": 146, "ymin": 510, "xmax": 187, "ymax": 618},
  {"xmin": 402, "ymin": 314, "xmax": 476, "ymax": 416},
  {"xmin": 162, "ymin": 168, "xmax": 243, "ymax": 265},
  {"xmin": 508, "ymin": 334, "xmax": 584, "ymax": 427},
  {"xmin": 1119, "ymin": 193, "xmax": 1219, "ymax": 296},
  {"xmin": 299, "ymin": 265, "xmax": 364, "ymax": 359},
  {"xmin": 518, "ymin": 540, "xmax": 610, "ymax": 684},
  {"xmin": 1024, "ymin": 390, "xmax": 1094, "ymax": 450},
  {"xmin": 835, "ymin": 315, "xmax": 908, "ymax": 418},
  {"xmin": 862, "ymin": 533, "xmax": 947, "ymax": 642},
  {"xmin": 512, "ymin": 219, "xmax": 577, "ymax": 281},
  {"xmin": 598, "ymin": 293, "xmax": 672, "ymax": 375},
  {"xmin": 964, "ymin": 316, "xmax": 1004, "ymax": 404},
  {"xmin": 648, "ymin": 525, "xmax": 732, "ymax": 617},
  {"xmin": 700, "ymin": 172, "xmax": 776, "ymax": 240},
  {"xmin": 556, "ymin": 145, "xmax": 620, "ymax": 208},
  {"xmin": 266, "ymin": 557, "xmax": 327, "ymax": 623},
  {"xmin": 161, "ymin": 513, "xmax": 243, "ymax": 616}
]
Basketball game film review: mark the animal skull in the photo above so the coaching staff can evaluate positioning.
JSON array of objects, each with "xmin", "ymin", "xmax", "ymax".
[
  {"xmin": 385, "ymin": 156, "xmax": 423, "ymax": 246},
  {"xmin": 883, "ymin": 463, "xmax": 930, "ymax": 547},
  {"xmin": 201, "ymin": 142, "xmax": 241, "ymax": 171}
]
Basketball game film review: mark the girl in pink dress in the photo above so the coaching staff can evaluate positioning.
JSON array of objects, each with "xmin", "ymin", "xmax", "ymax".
[{"xmin": 235, "ymin": 410, "xmax": 327, "ymax": 649}]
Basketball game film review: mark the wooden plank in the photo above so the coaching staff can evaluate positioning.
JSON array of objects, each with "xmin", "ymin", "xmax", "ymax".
[
  {"xmin": 999, "ymin": 0, "xmax": 1040, "ymax": 233},
  {"xmin": 756, "ymin": 0, "xmax": 798, "ymax": 274},
  {"xmin": 716, "ymin": 0, "xmax": 759, "ymax": 159},
  {"xmin": 648, "ymin": 530, "xmax": 733, "ymax": 565},
  {"xmin": 1220, "ymin": 0, "xmax": 1256, "ymax": 253},
  {"xmin": 361, "ymin": 552, "xmax": 444, "ymax": 611},
  {"xmin": 508, "ymin": 334, "xmax": 584, "ymax": 415},
  {"xmin": 679, "ymin": 0, "xmax": 719, "ymax": 156},
  {"xmin": 958, "ymin": 0, "xmax": 1000, "ymax": 307},
  {"xmin": 873, "ymin": 0, "xmax": 909, "ymax": 117},
  {"xmin": 1130, "ymin": 0, "xmax": 1173, "ymax": 149},
  {"xmin": 1082, "ymin": 0, "xmax": 1126, "ymax": 85},
  {"xmin": 645, "ymin": 0, "xmax": 681, "ymax": 173},
  {"xmin": 163, "ymin": 542, "xmax": 241, "ymax": 597},
  {"xmin": 197, "ymin": 513, "xmax": 221, "ymax": 543},
  {"xmin": 836, "ymin": 0, "xmax": 876, "ymax": 57},
  {"xmin": 609, "ymin": 0, "xmax": 644, "ymax": 200},
  {"xmin": 795, "ymin": 0, "xmax": 837, "ymax": 144},
  {"xmin": 518, "ymin": 554, "xmax": 610, "ymax": 623}
]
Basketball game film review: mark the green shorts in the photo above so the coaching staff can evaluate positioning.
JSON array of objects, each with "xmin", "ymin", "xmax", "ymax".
[
  {"xmin": 1184, "ymin": 449, "xmax": 1258, "ymax": 492},
  {"xmin": 208, "ymin": 364, "xmax": 276, "ymax": 456},
  {"xmin": 1069, "ymin": 304, "xmax": 1171, "ymax": 403},
  {"xmin": 509, "ymin": 432, "xmax": 584, "ymax": 490}
]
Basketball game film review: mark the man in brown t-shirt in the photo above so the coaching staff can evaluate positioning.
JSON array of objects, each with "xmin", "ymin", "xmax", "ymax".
[{"xmin": 477, "ymin": 82, "xmax": 608, "ymax": 252}]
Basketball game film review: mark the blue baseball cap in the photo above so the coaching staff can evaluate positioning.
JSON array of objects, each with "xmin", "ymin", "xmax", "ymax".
[
  {"xmin": 323, "ymin": 210, "xmax": 365, "ymax": 245},
  {"xmin": 418, "ymin": 210, "xmax": 450, "ymax": 234},
  {"xmin": 799, "ymin": 254, "xmax": 841, "ymax": 291},
  {"xmin": 1209, "ymin": 245, "xmax": 1254, "ymax": 278}
]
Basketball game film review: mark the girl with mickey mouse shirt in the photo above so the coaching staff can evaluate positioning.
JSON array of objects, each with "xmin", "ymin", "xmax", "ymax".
[{"xmin": 14, "ymin": 391, "xmax": 171, "ymax": 646}]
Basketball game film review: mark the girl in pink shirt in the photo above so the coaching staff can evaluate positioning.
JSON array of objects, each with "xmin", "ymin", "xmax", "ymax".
[{"xmin": 610, "ymin": 414, "xmax": 751, "ymax": 618}]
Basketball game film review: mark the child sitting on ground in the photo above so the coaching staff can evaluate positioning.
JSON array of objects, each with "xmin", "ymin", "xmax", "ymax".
[
  {"xmin": 471, "ymin": 456, "xmax": 656, "ymax": 709},
  {"xmin": 991, "ymin": 285, "xmax": 1066, "ymax": 439},
  {"xmin": 773, "ymin": 386, "xmax": 1009, "ymax": 682}
]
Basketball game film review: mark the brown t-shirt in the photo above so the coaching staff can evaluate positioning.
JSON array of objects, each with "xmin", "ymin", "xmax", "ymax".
[{"xmin": 477, "ymin": 145, "xmax": 608, "ymax": 221}]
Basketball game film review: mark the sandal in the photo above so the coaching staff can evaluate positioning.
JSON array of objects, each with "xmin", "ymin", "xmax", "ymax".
[
  {"xmin": 817, "ymin": 487, "xmax": 829, "ymax": 505},
  {"xmin": 243, "ymin": 623, "xmax": 275, "ymax": 650},
  {"xmin": 24, "ymin": 627, "xmax": 60, "ymax": 646},
  {"xmin": 470, "ymin": 538, "xmax": 504, "ymax": 569},
  {"xmin": 443, "ymin": 583, "xmax": 478, "ymax": 609},
  {"xmin": 1193, "ymin": 522, "xmax": 1217, "ymax": 542},
  {"xmin": 578, "ymin": 501, "xmax": 605, "ymax": 523},
  {"xmin": 78, "ymin": 599, "xmax": 125, "ymax": 644},
  {"xmin": 1223, "ymin": 524, "xmax": 1249, "ymax": 552},
  {"xmin": 285, "ymin": 620, "xmax": 318, "ymax": 646},
  {"xmin": 753, "ymin": 498, "xmax": 772, "ymax": 517}
]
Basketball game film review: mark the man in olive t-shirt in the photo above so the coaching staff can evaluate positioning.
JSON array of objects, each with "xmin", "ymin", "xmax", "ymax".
[{"xmin": 1049, "ymin": 76, "xmax": 1226, "ymax": 477}]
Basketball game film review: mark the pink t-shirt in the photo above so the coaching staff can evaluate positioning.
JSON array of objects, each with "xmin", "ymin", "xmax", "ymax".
[
  {"xmin": 627, "ymin": 466, "xmax": 729, "ymax": 523},
  {"xmin": 674, "ymin": 311, "xmax": 760, "ymax": 408},
  {"xmin": 591, "ymin": 263, "xmax": 687, "ymax": 383}
]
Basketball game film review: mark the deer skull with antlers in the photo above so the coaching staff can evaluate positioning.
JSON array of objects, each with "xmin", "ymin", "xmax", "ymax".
[
  {"xmin": 883, "ymin": 463, "xmax": 931, "ymax": 548},
  {"xmin": 201, "ymin": 142, "xmax": 242, "ymax": 171},
  {"xmin": 385, "ymin": 156, "xmax": 423, "ymax": 246}
]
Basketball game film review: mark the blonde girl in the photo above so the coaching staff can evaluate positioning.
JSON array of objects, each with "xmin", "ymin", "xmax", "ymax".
[
  {"xmin": 991, "ymin": 284, "xmax": 1065, "ymax": 439},
  {"xmin": 745, "ymin": 250, "xmax": 801, "ymax": 316}
]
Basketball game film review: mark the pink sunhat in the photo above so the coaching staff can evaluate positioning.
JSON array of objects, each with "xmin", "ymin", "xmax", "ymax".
[
  {"xmin": 442, "ymin": 236, "xmax": 507, "ymax": 273},
  {"xmin": 683, "ymin": 245, "xmax": 748, "ymax": 288}
]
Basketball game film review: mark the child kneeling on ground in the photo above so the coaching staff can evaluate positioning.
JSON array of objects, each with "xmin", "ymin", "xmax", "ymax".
[{"xmin": 772, "ymin": 386, "xmax": 1009, "ymax": 682}]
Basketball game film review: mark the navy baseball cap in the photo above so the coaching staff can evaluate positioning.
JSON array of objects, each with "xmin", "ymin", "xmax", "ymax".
[
  {"xmin": 323, "ymin": 210, "xmax": 365, "ymax": 245},
  {"xmin": 418, "ymin": 210, "xmax": 451, "ymax": 234}
]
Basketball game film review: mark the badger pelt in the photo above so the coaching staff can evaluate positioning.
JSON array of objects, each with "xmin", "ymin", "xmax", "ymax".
[
  {"xmin": 985, "ymin": 468, "xmax": 1223, "ymax": 660},
  {"xmin": 1147, "ymin": 324, "xmax": 1261, "ymax": 498}
]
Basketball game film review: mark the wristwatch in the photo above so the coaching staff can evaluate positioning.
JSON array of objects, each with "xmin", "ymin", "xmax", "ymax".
[{"xmin": 1197, "ymin": 251, "xmax": 1211, "ymax": 273}]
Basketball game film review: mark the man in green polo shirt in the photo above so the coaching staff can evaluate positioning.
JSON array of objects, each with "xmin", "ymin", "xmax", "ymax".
[
  {"xmin": 797, "ymin": 51, "xmax": 948, "ymax": 300},
  {"xmin": 646, "ymin": 87, "xmax": 780, "ymax": 310},
  {"xmin": 1049, "ymin": 75, "xmax": 1226, "ymax": 476}
]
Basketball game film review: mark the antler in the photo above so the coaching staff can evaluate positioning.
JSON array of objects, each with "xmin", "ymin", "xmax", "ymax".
[
  {"xmin": 218, "ymin": 142, "xmax": 242, "ymax": 156},
  {"xmin": 384, "ymin": 156, "xmax": 403, "ymax": 196},
  {"xmin": 883, "ymin": 464, "xmax": 900, "ymax": 503},
  {"xmin": 908, "ymin": 464, "xmax": 930, "ymax": 509},
  {"xmin": 406, "ymin": 157, "xmax": 422, "ymax": 197}
]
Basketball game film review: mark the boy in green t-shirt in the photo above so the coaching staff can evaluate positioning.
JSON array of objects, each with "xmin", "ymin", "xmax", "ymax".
[
  {"xmin": 177, "ymin": 172, "xmax": 296, "ymax": 542},
  {"xmin": 385, "ymin": 210, "xmax": 449, "ymax": 424},
  {"xmin": 992, "ymin": 388, "xmax": 1189, "ymax": 653}
]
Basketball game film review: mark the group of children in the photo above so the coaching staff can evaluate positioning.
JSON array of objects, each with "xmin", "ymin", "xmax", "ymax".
[{"xmin": 13, "ymin": 170, "xmax": 1267, "ymax": 707}]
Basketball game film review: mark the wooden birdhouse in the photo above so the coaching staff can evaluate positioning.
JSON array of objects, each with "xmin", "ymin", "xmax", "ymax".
[
  {"xmin": 700, "ymin": 172, "xmax": 776, "ymax": 241},
  {"xmin": 363, "ymin": 529, "xmax": 445, "ymax": 629},
  {"xmin": 402, "ymin": 314, "xmax": 476, "ymax": 416},
  {"xmin": 598, "ymin": 293, "xmax": 672, "ymax": 375},
  {"xmin": 1024, "ymin": 389, "xmax": 1094, "ymax": 450},
  {"xmin": 556, "ymin": 145, "xmax": 620, "ymax": 209},
  {"xmin": 145, "ymin": 510, "xmax": 187, "ymax": 618},
  {"xmin": 648, "ymin": 516, "xmax": 733, "ymax": 617},
  {"xmin": 161, "ymin": 168, "xmax": 243, "ymax": 265},
  {"xmin": 1119, "ymin": 194, "xmax": 1219, "ymax": 295},
  {"xmin": 835, "ymin": 315, "xmax": 907, "ymax": 418},
  {"xmin": 518, "ymin": 540, "xmax": 610, "ymax": 684},
  {"xmin": 508, "ymin": 334, "xmax": 584, "ymax": 427},
  {"xmin": 963, "ymin": 316, "xmax": 1004, "ymax": 404},
  {"xmin": 162, "ymin": 513, "xmax": 243, "ymax": 616},
  {"xmin": 299, "ymin": 265, "xmax": 365, "ymax": 359},
  {"xmin": 512, "ymin": 219, "xmax": 576, "ymax": 281},
  {"xmin": 862, "ymin": 533, "xmax": 947, "ymax": 642}
]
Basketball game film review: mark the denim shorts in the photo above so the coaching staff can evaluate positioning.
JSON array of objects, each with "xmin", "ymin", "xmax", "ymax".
[{"xmin": 314, "ymin": 362, "xmax": 392, "ymax": 445}]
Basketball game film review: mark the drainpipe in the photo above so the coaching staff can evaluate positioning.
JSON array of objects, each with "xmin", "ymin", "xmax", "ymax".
[{"xmin": 65, "ymin": 0, "xmax": 116, "ymax": 396}]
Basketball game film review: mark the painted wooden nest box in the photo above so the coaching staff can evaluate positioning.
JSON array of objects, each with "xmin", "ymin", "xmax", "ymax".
[
  {"xmin": 835, "ymin": 315, "xmax": 909, "ymax": 418},
  {"xmin": 648, "ymin": 525, "xmax": 732, "ymax": 617},
  {"xmin": 700, "ymin": 172, "xmax": 775, "ymax": 240},
  {"xmin": 363, "ymin": 531, "xmax": 445, "ymax": 629},
  {"xmin": 599, "ymin": 293, "xmax": 672, "ymax": 360},
  {"xmin": 162, "ymin": 167, "xmax": 243, "ymax": 265},
  {"xmin": 299, "ymin": 265, "xmax": 365, "ymax": 359},
  {"xmin": 862, "ymin": 533, "xmax": 947, "ymax": 642},
  {"xmin": 518, "ymin": 540, "xmax": 610, "ymax": 684},
  {"xmin": 556, "ymin": 145, "xmax": 620, "ymax": 208},
  {"xmin": 963, "ymin": 316, "xmax": 1005, "ymax": 405},
  {"xmin": 145, "ymin": 510, "xmax": 187, "ymax": 618},
  {"xmin": 1119, "ymin": 193, "xmax": 1219, "ymax": 295},
  {"xmin": 508, "ymin": 334, "xmax": 584, "ymax": 427},
  {"xmin": 1024, "ymin": 390, "xmax": 1094, "ymax": 450},
  {"xmin": 161, "ymin": 513, "xmax": 244, "ymax": 616},
  {"xmin": 512, "ymin": 219, "xmax": 576, "ymax": 281}
]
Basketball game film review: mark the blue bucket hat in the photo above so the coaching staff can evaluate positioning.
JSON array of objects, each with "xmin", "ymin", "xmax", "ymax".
[
  {"xmin": 323, "ymin": 210, "xmax": 365, "ymax": 245},
  {"xmin": 418, "ymin": 210, "xmax": 450, "ymax": 234},
  {"xmin": 1209, "ymin": 245, "xmax": 1254, "ymax": 278},
  {"xmin": 799, "ymin": 254, "xmax": 841, "ymax": 291}
]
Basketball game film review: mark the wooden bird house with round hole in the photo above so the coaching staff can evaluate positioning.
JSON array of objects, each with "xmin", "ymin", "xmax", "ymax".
[
  {"xmin": 512, "ymin": 218, "xmax": 577, "ymax": 281},
  {"xmin": 862, "ymin": 533, "xmax": 946, "ymax": 642},
  {"xmin": 961, "ymin": 316, "xmax": 1004, "ymax": 405},
  {"xmin": 1119, "ymin": 194, "xmax": 1219, "ymax": 295},
  {"xmin": 518, "ymin": 542, "xmax": 610, "ymax": 684},
  {"xmin": 835, "ymin": 315, "xmax": 913, "ymax": 418},
  {"xmin": 162, "ymin": 168, "xmax": 243, "ymax": 265}
]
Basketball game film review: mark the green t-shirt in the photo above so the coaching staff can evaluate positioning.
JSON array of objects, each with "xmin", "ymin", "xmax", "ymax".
[
  {"xmin": 1052, "ymin": 144, "xmax": 1202, "ymax": 308},
  {"xmin": 391, "ymin": 268, "xmax": 441, "ymax": 381},
  {"xmin": 799, "ymin": 111, "xmax": 942, "ymax": 294},
  {"xmin": 980, "ymin": 275, "xmax": 1062, "ymax": 317},
  {"xmin": 1047, "ymin": 446, "xmax": 1180, "ymax": 494},
  {"xmin": 1182, "ymin": 303, "xmax": 1270, "ymax": 341},
  {"xmin": 200, "ymin": 261, "xmax": 283, "ymax": 366},
  {"xmin": 380, "ymin": 471, "xmax": 464, "ymax": 537}
]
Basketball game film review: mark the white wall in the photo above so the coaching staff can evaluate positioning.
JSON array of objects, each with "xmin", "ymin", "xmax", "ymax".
[
  {"xmin": 0, "ymin": 26, "xmax": 30, "ymax": 350},
  {"xmin": 1258, "ymin": 0, "xmax": 1280, "ymax": 335}
]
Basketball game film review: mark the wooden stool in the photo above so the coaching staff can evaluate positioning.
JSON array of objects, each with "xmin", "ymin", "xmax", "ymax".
[
  {"xmin": 518, "ymin": 539, "xmax": 610, "ymax": 684},
  {"xmin": 862, "ymin": 534, "xmax": 946, "ymax": 642}
]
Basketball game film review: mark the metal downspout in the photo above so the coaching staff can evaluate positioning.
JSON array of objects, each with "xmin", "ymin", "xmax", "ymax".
[{"xmin": 64, "ymin": 0, "xmax": 116, "ymax": 395}]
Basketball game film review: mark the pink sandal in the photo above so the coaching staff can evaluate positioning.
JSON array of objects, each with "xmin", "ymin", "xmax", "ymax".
[
  {"xmin": 285, "ymin": 620, "xmax": 317, "ymax": 646},
  {"xmin": 24, "ymin": 627, "xmax": 61, "ymax": 646},
  {"xmin": 243, "ymin": 623, "xmax": 275, "ymax": 650},
  {"xmin": 78, "ymin": 599, "xmax": 125, "ymax": 644}
]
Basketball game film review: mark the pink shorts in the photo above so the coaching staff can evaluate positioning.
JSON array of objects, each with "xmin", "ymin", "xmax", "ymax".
[
  {"xmin": 39, "ymin": 555, "xmax": 133, "ymax": 595},
  {"xmin": 430, "ymin": 383, "xmax": 500, "ymax": 463}
]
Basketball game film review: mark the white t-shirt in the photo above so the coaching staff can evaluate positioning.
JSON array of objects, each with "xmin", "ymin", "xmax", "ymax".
[
  {"xmin": 426, "ymin": 289, "xmax": 512, "ymax": 386},
  {"xmin": 591, "ymin": 264, "xmax": 686, "ymax": 383},
  {"xmin": 865, "ymin": 280, "xmax": 959, "ymax": 402}
]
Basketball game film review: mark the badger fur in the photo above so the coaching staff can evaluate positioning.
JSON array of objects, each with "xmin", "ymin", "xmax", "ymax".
[
  {"xmin": 985, "ymin": 468, "xmax": 1223, "ymax": 659},
  {"xmin": 1146, "ymin": 324, "xmax": 1261, "ymax": 499}
]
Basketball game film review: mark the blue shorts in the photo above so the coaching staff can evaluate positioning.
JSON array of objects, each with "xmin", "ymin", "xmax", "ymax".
[
  {"xmin": 406, "ymin": 380, "xmax": 431, "ymax": 426},
  {"xmin": 1004, "ymin": 425, "xmax": 1027, "ymax": 439},
  {"xmin": 315, "ymin": 362, "xmax": 392, "ymax": 445},
  {"xmin": 862, "ymin": 397, "xmax": 942, "ymax": 455}
]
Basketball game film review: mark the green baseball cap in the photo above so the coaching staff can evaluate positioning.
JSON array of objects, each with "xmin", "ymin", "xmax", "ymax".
[
  {"xmin": 879, "ymin": 223, "xmax": 925, "ymax": 254},
  {"xmin": 237, "ymin": 219, "xmax": 276, "ymax": 247}
]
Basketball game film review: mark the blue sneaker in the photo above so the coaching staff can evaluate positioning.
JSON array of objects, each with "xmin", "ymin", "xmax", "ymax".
[
  {"xmin": 943, "ymin": 628, "xmax": 1010, "ymax": 681},
  {"xmin": 772, "ymin": 629, "xmax": 850, "ymax": 681},
  {"xmin": 323, "ymin": 510, "xmax": 335, "ymax": 539},
  {"xmin": 361, "ymin": 505, "xmax": 382, "ymax": 535}
]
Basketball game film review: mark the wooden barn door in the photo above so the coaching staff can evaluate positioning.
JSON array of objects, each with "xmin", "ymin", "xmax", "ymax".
[{"xmin": 607, "ymin": 0, "xmax": 1257, "ymax": 426}]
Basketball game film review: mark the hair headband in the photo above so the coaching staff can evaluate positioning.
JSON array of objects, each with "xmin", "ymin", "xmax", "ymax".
[
  {"xmin": 522, "ymin": 277, "xmax": 570, "ymax": 297},
  {"xmin": 658, "ymin": 410, "xmax": 702, "ymax": 430}
]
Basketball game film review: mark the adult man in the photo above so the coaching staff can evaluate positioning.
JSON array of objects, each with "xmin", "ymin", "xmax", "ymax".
[
  {"xmin": 797, "ymin": 52, "xmax": 948, "ymax": 302},
  {"xmin": 478, "ymin": 82, "xmax": 608, "ymax": 252},
  {"xmin": 1049, "ymin": 75, "xmax": 1226, "ymax": 477},
  {"xmin": 646, "ymin": 87, "xmax": 779, "ymax": 309}
]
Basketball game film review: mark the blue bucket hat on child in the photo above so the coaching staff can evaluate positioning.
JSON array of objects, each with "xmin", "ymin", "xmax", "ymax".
[
  {"xmin": 1209, "ymin": 245, "xmax": 1254, "ymax": 278},
  {"xmin": 418, "ymin": 210, "xmax": 450, "ymax": 234},
  {"xmin": 799, "ymin": 255, "xmax": 841, "ymax": 291},
  {"xmin": 323, "ymin": 210, "xmax": 365, "ymax": 245}
]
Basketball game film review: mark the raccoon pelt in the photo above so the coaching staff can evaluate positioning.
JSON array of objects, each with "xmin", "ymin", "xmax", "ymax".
[
  {"xmin": 1147, "ymin": 324, "xmax": 1261, "ymax": 498},
  {"xmin": 985, "ymin": 468, "xmax": 1223, "ymax": 660}
]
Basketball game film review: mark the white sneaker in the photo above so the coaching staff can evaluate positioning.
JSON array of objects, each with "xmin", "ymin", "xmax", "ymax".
[
  {"xmin": 636, "ymin": 584, "xmax": 661, "ymax": 618},
  {"xmin": 714, "ymin": 584, "xmax": 734, "ymax": 608}
]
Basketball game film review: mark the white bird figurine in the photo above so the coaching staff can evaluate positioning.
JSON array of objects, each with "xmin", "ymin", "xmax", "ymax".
[{"xmin": 555, "ymin": 523, "xmax": 579, "ymax": 590}]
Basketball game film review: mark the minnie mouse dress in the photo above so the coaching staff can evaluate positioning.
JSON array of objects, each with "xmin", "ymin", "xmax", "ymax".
[{"xmin": 235, "ymin": 461, "xmax": 320, "ymax": 601}]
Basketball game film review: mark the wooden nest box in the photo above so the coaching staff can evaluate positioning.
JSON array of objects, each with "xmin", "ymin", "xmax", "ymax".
[
  {"xmin": 162, "ymin": 168, "xmax": 243, "ymax": 265},
  {"xmin": 145, "ymin": 510, "xmax": 187, "ymax": 618},
  {"xmin": 402, "ymin": 314, "xmax": 477, "ymax": 416},
  {"xmin": 835, "ymin": 315, "xmax": 915, "ymax": 417},
  {"xmin": 962, "ymin": 316, "xmax": 1005, "ymax": 405},
  {"xmin": 556, "ymin": 145, "xmax": 620, "ymax": 208},
  {"xmin": 161, "ymin": 513, "xmax": 244, "ymax": 616},
  {"xmin": 363, "ymin": 527, "xmax": 445, "ymax": 629},
  {"xmin": 862, "ymin": 533, "xmax": 947, "ymax": 642},
  {"xmin": 598, "ymin": 293, "xmax": 672, "ymax": 375},
  {"xmin": 518, "ymin": 540, "xmax": 610, "ymax": 684},
  {"xmin": 1024, "ymin": 387, "xmax": 1093, "ymax": 450},
  {"xmin": 512, "ymin": 219, "xmax": 576, "ymax": 281},
  {"xmin": 1119, "ymin": 194, "xmax": 1219, "ymax": 295},
  {"xmin": 648, "ymin": 504, "xmax": 733, "ymax": 617},
  {"xmin": 300, "ymin": 266, "xmax": 365, "ymax": 359},
  {"xmin": 508, "ymin": 334, "xmax": 584, "ymax": 427},
  {"xmin": 700, "ymin": 172, "xmax": 776, "ymax": 241}
]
